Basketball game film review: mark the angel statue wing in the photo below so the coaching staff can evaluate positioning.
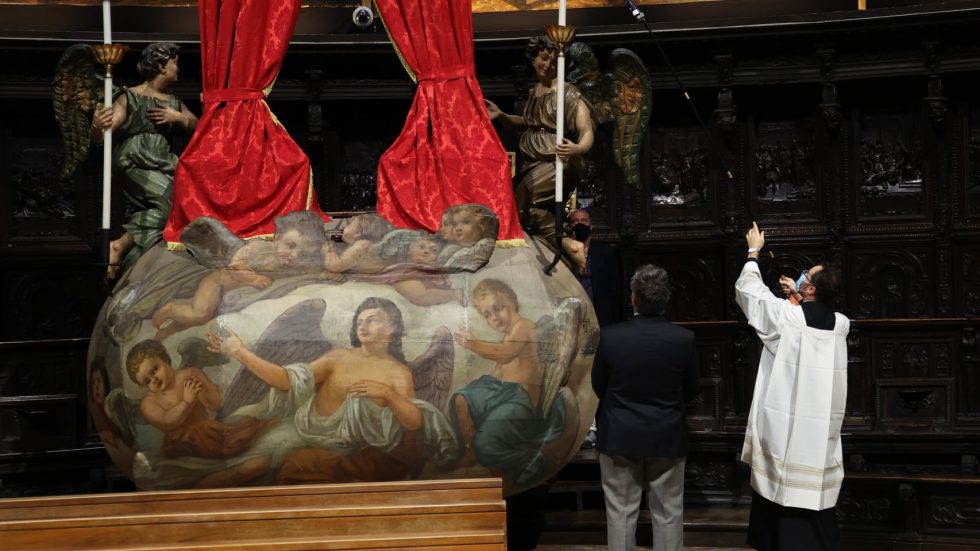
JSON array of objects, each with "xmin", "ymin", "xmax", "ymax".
[
  {"xmin": 567, "ymin": 42, "xmax": 653, "ymax": 188},
  {"xmin": 216, "ymin": 298, "xmax": 332, "ymax": 419},
  {"xmin": 52, "ymin": 44, "xmax": 112, "ymax": 183},
  {"xmin": 408, "ymin": 326, "xmax": 455, "ymax": 410},
  {"xmin": 605, "ymin": 49, "xmax": 653, "ymax": 188},
  {"xmin": 536, "ymin": 297, "xmax": 584, "ymax": 416}
]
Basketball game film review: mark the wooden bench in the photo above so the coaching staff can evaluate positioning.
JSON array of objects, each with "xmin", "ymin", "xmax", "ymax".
[{"xmin": 0, "ymin": 478, "xmax": 506, "ymax": 550}]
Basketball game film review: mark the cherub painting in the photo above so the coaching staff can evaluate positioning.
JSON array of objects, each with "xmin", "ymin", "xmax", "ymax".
[
  {"xmin": 207, "ymin": 297, "xmax": 458, "ymax": 484},
  {"xmin": 89, "ymin": 358, "xmax": 137, "ymax": 476},
  {"xmin": 152, "ymin": 217, "xmax": 275, "ymax": 340},
  {"xmin": 437, "ymin": 203, "xmax": 498, "ymax": 272},
  {"xmin": 125, "ymin": 338, "xmax": 273, "ymax": 488},
  {"xmin": 451, "ymin": 278, "xmax": 582, "ymax": 488},
  {"xmin": 352, "ymin": 233, "xmax": 466, "ymax": 306},
  {"xmin": 90, "ymin": 204, "xmax": 598, "ymax": 496}
]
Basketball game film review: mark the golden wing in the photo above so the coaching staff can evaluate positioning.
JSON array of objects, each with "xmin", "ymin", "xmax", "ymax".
[{"xmin": 52, "ymin": 44, "xmax": 103, "ymax": 182}]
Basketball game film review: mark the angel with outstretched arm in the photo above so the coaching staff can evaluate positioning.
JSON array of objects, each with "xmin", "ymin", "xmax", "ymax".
[
  {"xmin": 450, "ymin": 279, "xmax": 572, "ymax": 490},
  {"xmin": 208, "ymin": 297, "xmax": 459, "ymax": 484},
  {"xmin": 486, "ymin": 36, "xmax": 595, "ymax": 240}
]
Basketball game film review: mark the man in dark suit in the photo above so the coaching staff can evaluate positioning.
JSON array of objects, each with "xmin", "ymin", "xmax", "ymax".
[{"xmin": 591, "ymin": 264, "xmax": 699, "ymax": 551}]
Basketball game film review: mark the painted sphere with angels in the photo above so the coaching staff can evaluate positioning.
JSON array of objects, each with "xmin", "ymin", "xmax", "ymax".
[{"xmin": 87, "ymin": 205, "xmax": 599, "ymax": 496}]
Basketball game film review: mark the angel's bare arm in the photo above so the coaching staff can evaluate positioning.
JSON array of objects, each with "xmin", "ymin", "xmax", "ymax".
[
  {"xmin": 456, "ymin": 319, "xmax": 535, "ymax": 363},
  {"xmin": 323, "ymin": 239, "xmax": 372, "ymax": 273},
  {"xmin": 556, "ymin": 99, "xmax": 595, "ymax": 159},
  {"xmin": 486, "ymin": 99, "xmax": 524, "ymax": 130},
  {"xmin": 208, "ymin": 329, "xmax": 291, "ymax": 390}
]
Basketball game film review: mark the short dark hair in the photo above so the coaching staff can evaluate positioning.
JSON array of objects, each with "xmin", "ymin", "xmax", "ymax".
[
  {"xmin": 810, "ymin": 263, "xmax": 842, "ymax": 306},
  {"xmin": 525, "ymin": 36, "xmax": 557, "ymax": 63},
  {"xmin": 631, "ymin": 264, "xmax": 671, "ymax": 316},
  {"xmin": 137, "ymin": 42, "xmax": 180, "ymax": 81},
  {"xmin": 350, "ymin": 297, "xmax": 405, "ymax": 362}
]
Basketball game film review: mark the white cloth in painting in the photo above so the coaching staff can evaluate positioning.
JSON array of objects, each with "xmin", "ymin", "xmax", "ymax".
[
  {"xmin": 238, "ymin": 362, "xmax": 460, "ymax": 468},
  {"xmin": 735, "ymin": 262, "xmax": 850, "ymax": 511}
]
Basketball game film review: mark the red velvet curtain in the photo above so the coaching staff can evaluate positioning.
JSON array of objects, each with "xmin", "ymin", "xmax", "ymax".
[
  {"xmin": 375, "ymin": 0, "xmax": 523, "ymax": 243},
  {"xmin": 163, "ymin": 0, "xmax": 327, "ymax": 246}
]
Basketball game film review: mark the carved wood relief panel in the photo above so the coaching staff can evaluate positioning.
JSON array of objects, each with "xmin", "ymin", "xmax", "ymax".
[
  {"xmin": 876, "ymin": 379, "xmax": 953, "ymax": 432},
  {"xmin": 853, "ymin": 111, "xmax": 930, "ymax": 222},
  {"xmin": 849, "ymin": 248, "xmax": 933, "ymax": 318},
  {"xmin": 965, "ymin": 105, "xmax": 980, "ymax": 222},
  {"xmin": 647, "ymin": 125, "xmax": 717, "ymax": 228},
  {"xmin": 748, "ymin": 116, "xmax": 822, "ymax": 224},
  {"xmin": 929, "ymin": 496, "xmax": 980, "ymax": 532},
  {"xmin": 633, "ymin": 249, "xmax": 725, "ymax": 321}
]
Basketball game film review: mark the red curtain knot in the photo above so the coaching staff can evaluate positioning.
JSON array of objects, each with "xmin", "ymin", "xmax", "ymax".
[
  {"xmin": 201, "ymin": 89, "xmax": 265, "ymax": 103},
  {"xmin": 416, "ymin": 63, "xmax": 475, "ymax": 83}
]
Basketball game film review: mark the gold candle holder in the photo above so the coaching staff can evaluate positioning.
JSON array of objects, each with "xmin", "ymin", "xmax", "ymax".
[
  {"xmin": 91, "ymin": 44, "xmax": 129, "ymax": 77},
  {"xmin": 545, "ymin": 24, "xmax": 577, "ymax": 50}
]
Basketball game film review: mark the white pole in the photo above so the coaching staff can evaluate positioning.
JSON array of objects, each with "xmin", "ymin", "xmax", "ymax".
[
  {"xmin": 554, "ymin": 0, "xmax": 567, "ymax": 205},
  {"xmin": 101, "ymin": 0, "xmax": 112, "ymax": 230}
]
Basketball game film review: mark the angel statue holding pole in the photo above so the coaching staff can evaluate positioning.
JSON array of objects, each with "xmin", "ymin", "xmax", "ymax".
[
  {"xmin": 485, "ymin": 26, "xmax": 594, "ymax": 243},
  {"xmin": 88, "ymin": 42, "xmax": 198, "ymax": 280}
]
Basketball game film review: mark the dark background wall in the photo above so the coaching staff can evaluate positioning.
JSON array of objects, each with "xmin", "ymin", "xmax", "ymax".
[{"xmin": 1, "ymin": 1, "xmax": 979, "ymax": 548}]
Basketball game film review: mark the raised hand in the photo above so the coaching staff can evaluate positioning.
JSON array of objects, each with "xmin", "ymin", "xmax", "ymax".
[
  {"xmin": 745, "ymin": 221, "xmax": 765, "ymax": 251},
  {"xmin": 779, "ymin": 275, "xmax": 797, "ymax": 296},
  {"xmin": 207, "ymin": 327, "xmax": 244, "ymax": 358},
  {"xmin": 452, "ymin": 327, "xmax": 475, "ymax": 347}
]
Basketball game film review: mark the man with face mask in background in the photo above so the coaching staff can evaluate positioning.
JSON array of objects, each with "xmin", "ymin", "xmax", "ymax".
[
  {"xmin": 566, "ymin": 208, "xmax": 623, "ymax": 449},
  {"xmin": 566, "ymin": 208, "xmax": 623, "ymax": 327}
]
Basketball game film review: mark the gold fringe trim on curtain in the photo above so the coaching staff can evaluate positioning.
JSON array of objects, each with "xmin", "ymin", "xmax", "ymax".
[
  {"xmin": 376, "ymin": 5, "xmax": 417, "ymax": 83},
  {"xmin": 495, "ymin": 237, "xmax": 528, "ymax": 248}
]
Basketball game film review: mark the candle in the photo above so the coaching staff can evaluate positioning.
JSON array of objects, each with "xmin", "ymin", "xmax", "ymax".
[
  {"xmin": 554, "ymin": 0, "xmax": 567, "ymax": 204},
  {"xmin": 101, "ymin": 0, "xmax": 112, "ymax": 230}
]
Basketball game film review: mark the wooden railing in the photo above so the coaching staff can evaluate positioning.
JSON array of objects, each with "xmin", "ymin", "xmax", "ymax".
[{"xmin": 0, "ymin": 478, "xmax": 506, "ymax": 550}]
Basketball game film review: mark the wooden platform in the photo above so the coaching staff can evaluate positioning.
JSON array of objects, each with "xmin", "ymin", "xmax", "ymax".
[{"xmin": 0, "ymin": 478, "xmax": 506, "ymax": 550}]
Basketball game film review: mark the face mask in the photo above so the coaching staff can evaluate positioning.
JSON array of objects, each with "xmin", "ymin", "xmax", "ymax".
[
  {"xmin": 796, "ymin": 270, "xmax": 809, "ymax": 290},
  {"xmin": 572, "ymin": 223, "xmax": 591, "ymax": 241}
]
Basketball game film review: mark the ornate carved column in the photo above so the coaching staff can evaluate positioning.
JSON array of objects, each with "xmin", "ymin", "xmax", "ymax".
[
  {"xmin": 818, "ymin": 48, "xmax": 847, "ymax": 277},
  {"xmin": 923, "ymin": 42, "xmax": 953, "ymax": 315}
]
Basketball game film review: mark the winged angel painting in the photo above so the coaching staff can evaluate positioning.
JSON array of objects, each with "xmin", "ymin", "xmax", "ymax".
[{"xmin": 89, "ymin": 205, "xmax": 599, "ymax": 495}]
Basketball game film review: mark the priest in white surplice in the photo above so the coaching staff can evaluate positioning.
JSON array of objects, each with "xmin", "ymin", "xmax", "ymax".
[{"xmin": 735, "ymin": 222, "xmax": 850, "ymax": 551}]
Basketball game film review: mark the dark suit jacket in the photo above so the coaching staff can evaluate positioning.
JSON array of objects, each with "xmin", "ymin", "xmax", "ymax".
[{"xmin": 591, "ymin": 315, "xmax": 699, "ymax": 458}]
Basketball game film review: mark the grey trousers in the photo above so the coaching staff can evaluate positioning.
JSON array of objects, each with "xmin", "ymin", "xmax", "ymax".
[{"xmin": 599, "ymin": 453, "xmax": 685, "ymax": 551}]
